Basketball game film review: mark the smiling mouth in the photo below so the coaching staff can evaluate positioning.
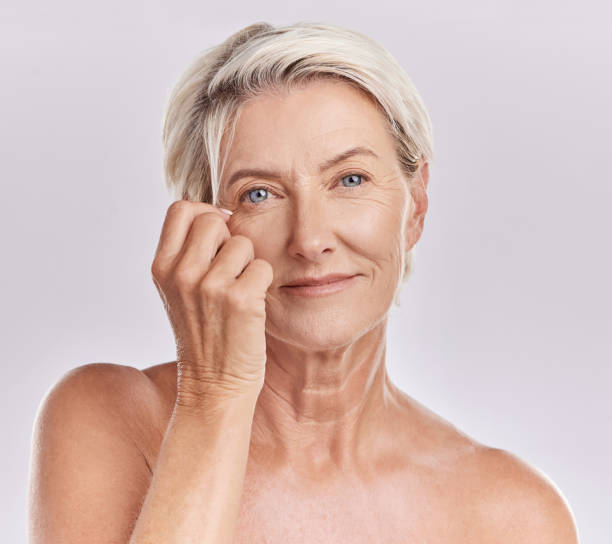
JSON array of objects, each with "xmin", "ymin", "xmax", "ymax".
[
  {"xmin": 281, "ymin": 275, "xmax": 359, "ymax": 297},
  {"xmin": 282, "ymin": 274, "xmax": 358, "ymax": 287}
]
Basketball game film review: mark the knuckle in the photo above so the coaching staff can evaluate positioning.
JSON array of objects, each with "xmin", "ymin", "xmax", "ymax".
[
  {"xmin": 226, "ymin": 288, "xmax": 249, "ymax": 310},
  {"xmin": 173, "ymin": 265, "xmax": 199, "ymax": 288},
  {"xmin": 253, "ymin": 258, "xmax": 272, "ymax": 272},
  {"xmin": 232, "ymin": 234, "xmax": 252, "ymax": 246},
  {"xmin": 195, "ymin": 210, "xmax": 224, "ymax": 226},
  {"xmin": 198, "ymin": 276, "xmax": 222, "ymax": 297},
  {"xmin": 194, "ymin": 212, "xmax": 230, "ymax": 236},
  {"xmin": 231, "ymin": 235, "xmax": 254, "ymax": 253},
  {"xmin": 252, "ymin": 258, "xmax": 272, "ymax": 277},
  {"xmin": 168, "ymin": 199, "xmax": 190, "ymax": 215},
  {"xmin": 150, "ymin": 259, "xmax": 161, "ymax": 277},
  {"xmin": 248, "ymin": 259, "xmax": 274, "ymax": 288},
  {"xmin": 151, "ymin": 258, "xmax": 168, "ymax": 282}
]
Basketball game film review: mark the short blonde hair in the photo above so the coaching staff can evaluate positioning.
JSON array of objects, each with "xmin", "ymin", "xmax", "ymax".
[{"xmin": 161, "ymin": 21, "xmax": 433, "ymax": 285}]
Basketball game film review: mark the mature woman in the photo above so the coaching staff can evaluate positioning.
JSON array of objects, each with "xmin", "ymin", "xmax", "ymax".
[{"xmin": 29, "ymin": 21, "xmax": 579, "ymax": 543}]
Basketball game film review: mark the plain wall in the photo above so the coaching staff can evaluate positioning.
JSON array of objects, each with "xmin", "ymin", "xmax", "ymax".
[{"xmin": 2, "ymin": 1, "xmax": 610, "ymax": 542}]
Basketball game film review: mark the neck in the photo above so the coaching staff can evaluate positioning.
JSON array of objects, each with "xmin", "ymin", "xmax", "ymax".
[{"xmin": 249, "ymin": 319, "xmax": 398, "ymax": 481}]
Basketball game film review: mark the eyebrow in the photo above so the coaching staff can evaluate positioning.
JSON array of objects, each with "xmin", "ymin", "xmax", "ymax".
[{"xmin": 225, "ymin": 146, "xmax": 379, "ymax": 189}]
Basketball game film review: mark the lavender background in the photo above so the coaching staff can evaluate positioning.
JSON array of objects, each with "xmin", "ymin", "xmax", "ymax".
[{"xmin": 2, "ymin": 1, "xmax": 610, "ymax": 542}]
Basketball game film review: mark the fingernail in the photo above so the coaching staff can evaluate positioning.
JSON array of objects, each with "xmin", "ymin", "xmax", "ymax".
[{"xmin": 218, "ymin": 207, "xmax": 233, "ymax": 215}]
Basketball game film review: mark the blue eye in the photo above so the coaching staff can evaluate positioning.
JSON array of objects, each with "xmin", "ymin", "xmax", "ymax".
[
  {"xmin": 239, "ymin": 173, "xmax": 368, "ymax": 205},
  {"xmin": 341, "ymin": 173, "xmax": 364, "ymax": 187},
  {"xmin": 241, "ymin": 187, "xmax": 269, "ymax": 204}
]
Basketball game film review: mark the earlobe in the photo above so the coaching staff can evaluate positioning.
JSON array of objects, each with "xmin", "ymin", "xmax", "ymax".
[{"xmin": 404, "ymin": 214, "xmax": 426, "ymax": 251}]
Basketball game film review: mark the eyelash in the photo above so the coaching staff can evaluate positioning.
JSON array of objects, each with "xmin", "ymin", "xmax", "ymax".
[{"xmin": 238, "ymin": 172, "xmax": 371, "ymax": 205}]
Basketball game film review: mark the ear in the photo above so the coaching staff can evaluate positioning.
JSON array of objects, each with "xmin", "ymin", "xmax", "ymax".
[{"xmin": 405, "ymin": 157, "xmax": 429, "ymax": 251}]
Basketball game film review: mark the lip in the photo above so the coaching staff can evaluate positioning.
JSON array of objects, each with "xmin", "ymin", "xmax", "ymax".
[
  {"xmin": 281, "ymin": 274, "xmax": 359, "ymax": 297},
  {"xmin": 283, "ymin": 273, "xmax": 357, "ymax": 287}
]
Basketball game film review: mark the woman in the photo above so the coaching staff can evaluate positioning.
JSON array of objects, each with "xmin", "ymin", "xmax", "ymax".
[{"xmin": 29, "ymin": 21, "xmax": 579, "ymax": 543}]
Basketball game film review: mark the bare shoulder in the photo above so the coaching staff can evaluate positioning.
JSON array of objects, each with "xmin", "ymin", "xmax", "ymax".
[
  {"xmin": 29, "ymin": 362, "xmax": 162, "ymax": 543},
  {"xmin": 50, "ymin": 360, "xmax": 152, "ymax": 398},
  {"xmin": 37, "ymin": 362, "xmax": 162, "ymax": 441},
  {"xmin": 460, "ymin": 446, "xmax": 580, "ymax": 543},
  {"xmin": 390, "ymin": 392, "xmax": 579, "ymax": 542}
]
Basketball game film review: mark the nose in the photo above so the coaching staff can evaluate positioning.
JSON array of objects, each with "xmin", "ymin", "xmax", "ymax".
[{"xmin": 285, "ymin": 190, "xmax": 338, "ymax": 264}]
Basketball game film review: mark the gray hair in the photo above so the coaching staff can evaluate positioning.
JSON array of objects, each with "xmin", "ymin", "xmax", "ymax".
[{"xmin": 161, "ymin": 21, "xmax": 434, "ymax": 287}]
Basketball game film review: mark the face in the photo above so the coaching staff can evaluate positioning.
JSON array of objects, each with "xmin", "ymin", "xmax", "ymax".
[{"xmin": 217, "ymin": 79, "xmax": 428, "ymax": 349}]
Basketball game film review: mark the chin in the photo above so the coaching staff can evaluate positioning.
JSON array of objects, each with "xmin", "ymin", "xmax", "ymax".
[{"xmin": 267, "ymin": 307, "xmax": 383, "ymax": 350}]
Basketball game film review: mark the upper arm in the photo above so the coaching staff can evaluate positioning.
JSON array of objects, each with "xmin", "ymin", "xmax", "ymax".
[
  {"xmin": 28, "ymin": 363, "xmax": 155, "ymax": 544},
  {"xmin": 474, "ymin": 448, "xmax": 580, "ymax": 543}
]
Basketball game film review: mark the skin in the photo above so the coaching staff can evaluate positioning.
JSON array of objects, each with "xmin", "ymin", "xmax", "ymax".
[
  {"xmin": 214, "ymin": 78, "xmax": 428, "ymax": 482},
  {"xmin": 29, "ymin": 78, "xmax": 579, "ymax": 543},
  {"xmin": 139, "ymin": 79, "xmax": 578, "ymax": 540}
]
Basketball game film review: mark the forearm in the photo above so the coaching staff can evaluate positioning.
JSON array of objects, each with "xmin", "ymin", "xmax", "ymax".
[{"xmin": 129, "ymin": 389, "xmax": 259, "ymax": 544}]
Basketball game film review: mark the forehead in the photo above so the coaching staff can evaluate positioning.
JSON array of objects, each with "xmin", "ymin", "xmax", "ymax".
[{"xmin": 222, "ymin": 79, "xmax": 397, "ymax": 171}]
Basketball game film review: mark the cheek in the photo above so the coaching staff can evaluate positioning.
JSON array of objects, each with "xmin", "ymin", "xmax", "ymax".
[
  {"xmin": 230, "ymin": 195, "xmax": 405, "ymax": 271},
  {"xmin": 230, "ymin": 216, "xmax": 284, "ymax": 260},
  {"xmin": 346, "ymin": 198, "xmax": 404, "ymax": 264}
]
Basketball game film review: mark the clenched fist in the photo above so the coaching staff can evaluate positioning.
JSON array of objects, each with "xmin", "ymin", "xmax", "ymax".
[{"xmin": 150, "ymin": 200, "xmax": 273, "ymax": 407}]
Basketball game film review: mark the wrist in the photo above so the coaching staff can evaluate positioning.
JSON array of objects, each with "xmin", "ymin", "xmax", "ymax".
[
  {"xmin": 175, "ymin": 377, "xmax": 262, "ymax": 415},
  {"xmin": 177, "ymin": 361, "xmax": 264, "ymax": 397}
]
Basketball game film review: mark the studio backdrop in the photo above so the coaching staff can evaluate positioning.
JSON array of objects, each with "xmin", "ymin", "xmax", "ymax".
[{"xmin": 1, "ymin": 1, "xmax": 610, "ymax": 542}]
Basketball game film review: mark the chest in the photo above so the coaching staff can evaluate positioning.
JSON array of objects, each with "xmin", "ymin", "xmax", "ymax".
[
  {"xmin": 233, "ymin": 485, "xmax": 404, "ymax": 543},
  {"xmin": 232, "ymin": 469, "xmax": 476, "ymax": 543}
]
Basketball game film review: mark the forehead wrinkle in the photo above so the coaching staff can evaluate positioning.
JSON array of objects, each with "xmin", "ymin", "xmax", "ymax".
[{"xmin": 224, "ymin": 144, "xmax": 381, "ymax": 190}]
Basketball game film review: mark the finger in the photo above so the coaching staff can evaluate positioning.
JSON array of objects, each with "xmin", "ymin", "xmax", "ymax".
[
  {"xmin": 154, "ymin": 200, "xmax": 230, "ymax": 268},
  {"xmin": 205, "ymin": 235, "xmax": 255, "ymax": 284},
  {"xmin": 174, "ymin": 213, "xmax": 232, "ymax": 284},
  {"xmin": 235, "ymin": 258, "xmax": 274, "ymax": 294}
]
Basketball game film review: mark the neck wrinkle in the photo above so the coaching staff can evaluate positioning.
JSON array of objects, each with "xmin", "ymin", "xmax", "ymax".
[{"xmin": 249, "ymin": 322, "xmax": 395, "ymax": 477}]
